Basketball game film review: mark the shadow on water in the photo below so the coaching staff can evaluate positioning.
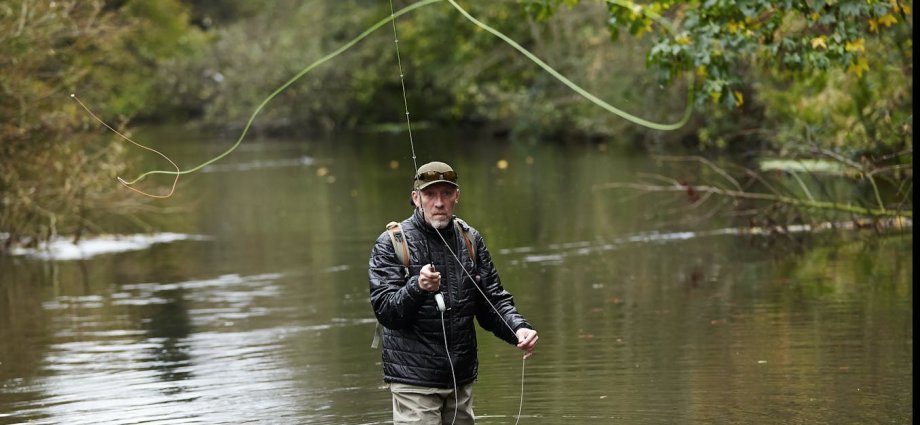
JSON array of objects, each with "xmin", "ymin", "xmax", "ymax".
[
  {"xmin": 0, "ymin": 128, "xmax": 912, "ymax": 424},
  {"xmin": 142, "ymin": 289, "xmax": 194, "ymax": 389}
]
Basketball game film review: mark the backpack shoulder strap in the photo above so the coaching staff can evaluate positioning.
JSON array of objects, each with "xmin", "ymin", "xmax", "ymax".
[
  {"xmin": 385, "ymin": 221, "xmax": 410, "ymax": 271},
  {"xmin": 453, "ymin": 218, "xmax": 476, "ymax": 265}
]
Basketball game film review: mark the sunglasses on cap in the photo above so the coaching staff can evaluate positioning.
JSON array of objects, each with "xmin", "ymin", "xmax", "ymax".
[{"xmin": 414, "ymin": 170, "xmax": 458, "ymax": 184}]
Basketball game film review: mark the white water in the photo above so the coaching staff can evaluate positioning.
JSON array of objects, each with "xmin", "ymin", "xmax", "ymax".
[{"xmin": 9, "ymin": 233, "xmax": 211, "ymax": 261}]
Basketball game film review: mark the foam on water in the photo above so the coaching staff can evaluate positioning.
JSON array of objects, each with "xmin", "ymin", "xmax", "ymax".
[{"xmin": 9, "ymin": 233, "xmax": 211, "ymax": 260}]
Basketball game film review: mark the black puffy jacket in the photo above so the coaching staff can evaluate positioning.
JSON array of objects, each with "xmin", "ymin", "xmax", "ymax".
[{"xmin": 368, "ymin": 209, "xmax": 532, "ymax": 388}]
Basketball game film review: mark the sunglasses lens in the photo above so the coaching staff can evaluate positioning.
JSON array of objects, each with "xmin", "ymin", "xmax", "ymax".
[{"xmin": 416, "ymin": 170, "xmax": 457, "ymax": 183}]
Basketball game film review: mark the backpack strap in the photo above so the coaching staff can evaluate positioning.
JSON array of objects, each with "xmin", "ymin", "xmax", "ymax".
[
  {"xmin": 386, "ymin": 219, "xmax": 476, "ymax": 271},
  {"xmin": 386, "ymin": 221, "xmax": 410, "ymax": 273},
  {"xmin": 453, "ymin": 218, "xmax": 476, "ymax": 265}
]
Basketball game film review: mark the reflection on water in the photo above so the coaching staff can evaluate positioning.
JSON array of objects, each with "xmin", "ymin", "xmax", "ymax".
[
  {"xmin": 201, "ymin": 155, "xmax": 315, "ymax": 173},
  {"xmin": 0, "ymin": 130, "xmax": 912, "ymax": 424},
  {"xmin": 2, "ymin": 268, "xmax": 384, "ymax": 424},
  {"xmin": 502, "ymin": 219, "xmax": 913, "ymax": 266}
]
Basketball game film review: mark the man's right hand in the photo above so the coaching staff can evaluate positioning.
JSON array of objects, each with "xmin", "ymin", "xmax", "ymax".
[{"xmin": 418, "ymin": 264, "xmax": 441, "ymax": 293}]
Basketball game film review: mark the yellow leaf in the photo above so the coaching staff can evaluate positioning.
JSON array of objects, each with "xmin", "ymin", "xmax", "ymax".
[
  {"xmin": 811, "ymin": 36, "xmax": 827, "ymax": 49},
  {"xmin": 878, "ymin": 14, "xmax": 898, "ymax": 27},
  {"xmin": 733, "ymin": 91, "xmax": 744, "ymax": 107},
  {"xmin": 675, "ymin": 34, "xmax": 691, "ymax": 45},
  {"xmin": 868, "ymin": 18, "xmax": 879, "ymax": 32},
  {"xmin": 845, "ymin": 38, "xmax": 865, "ymax": 52},
  {"xmin": 628, "ymin": 3, "xmax": 642, "ymax": 19},
  {"xmin": 638, "ymin": 19, "xmax": 653, "ymax": 35},
  {"xmin": 696, "ymin": 65, "xmax": 708, "ymax": 78},
  {"xmin": 727, "ymin": 21, "xmax": 741, "ymax": 34},
  {"xmin": 889, "ymin": 0, "xmax": 903, "ymax": 14},
  {"xmin": 710, "ymin": 90, "xmax": 722, "ymax": 103},
  {"xmin": 847, "ymin": 56, "xmax": 870, "ymax": 77}
]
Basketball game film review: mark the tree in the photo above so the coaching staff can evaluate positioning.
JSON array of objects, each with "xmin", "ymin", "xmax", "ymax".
[
  {"xmin": 529, "ymin": 0, "xmax": 912, "ymax": 222},
  {"xmin": 527, "ymin": 0, "xmax": 911, "ymax": 109},
  {"xmin": 0, "ymin": 0, "xmax": 205, "ymax": 251}
]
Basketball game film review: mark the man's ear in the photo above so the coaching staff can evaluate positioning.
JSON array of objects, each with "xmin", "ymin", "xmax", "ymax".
[{"xmin": 411, "ymin": 190, "xmax": 421, "ymax": 208}]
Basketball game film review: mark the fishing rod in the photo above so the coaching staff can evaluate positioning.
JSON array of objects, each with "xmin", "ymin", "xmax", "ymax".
[
  {"xmin": 386, "ymin": 1, "xmax": 546, "ymax": 423},
  {"xmin": 386, "ymin": 0, "xmax": 467, "ymax": 422},
  {"xmin": 382, "ymin": 5, "xmax": 463, "ymax": 415}
]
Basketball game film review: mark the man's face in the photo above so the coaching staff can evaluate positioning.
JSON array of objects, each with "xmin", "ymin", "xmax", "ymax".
[{"xmin": 412, "ymin": 183, "xmax": 460, "ymax": 229}]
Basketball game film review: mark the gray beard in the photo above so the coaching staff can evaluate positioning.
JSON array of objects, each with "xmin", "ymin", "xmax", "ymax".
[{"xmin": 429, "ymin": 217, "xmax": 450, "ymax": 229}]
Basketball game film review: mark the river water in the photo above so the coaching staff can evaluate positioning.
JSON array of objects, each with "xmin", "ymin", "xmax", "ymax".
[{"xmin": 0, "ymin": 127, "xmax": 912, "ymax": 424}]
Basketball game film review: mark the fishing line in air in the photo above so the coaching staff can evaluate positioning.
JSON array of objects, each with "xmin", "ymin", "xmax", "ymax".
[
  {"xmin": 74, "ymin": 0, "xmax": 690, "ymax": 197},
  {"xmin": 70, "ymin": 94, "xmax": 180, "ymax": 198}
]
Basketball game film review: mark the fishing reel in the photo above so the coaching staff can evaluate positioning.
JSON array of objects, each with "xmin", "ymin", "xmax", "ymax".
[{"xmin": 435, "ymin": 292, "xmax": 447, "ymax": 312}]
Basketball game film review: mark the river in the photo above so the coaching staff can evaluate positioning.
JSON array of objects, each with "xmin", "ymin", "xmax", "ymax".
[{"xmin": 0, "ymin": 127, "xmax": 912, "ymax": 424}]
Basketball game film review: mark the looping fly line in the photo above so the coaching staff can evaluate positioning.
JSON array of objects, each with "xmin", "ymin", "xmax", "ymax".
[
  {"xmin": 70, "ymin": 94, "xmax": 180, "ymax": 198},
  {"xmin": 73, "ymin": 0, "xmax": 691, "ymax": 197}
]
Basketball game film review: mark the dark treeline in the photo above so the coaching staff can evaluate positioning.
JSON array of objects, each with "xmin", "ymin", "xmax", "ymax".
[{"xmin": 0, "ymin": 0, "xmax": 912, "ymax": 251}]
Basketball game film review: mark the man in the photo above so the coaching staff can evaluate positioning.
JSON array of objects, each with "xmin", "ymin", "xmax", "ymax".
[{"xmin": 368, "ymin": 161, "xmax": 539, "ymax": 425}]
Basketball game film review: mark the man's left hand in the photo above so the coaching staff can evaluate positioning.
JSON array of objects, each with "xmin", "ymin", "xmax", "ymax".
[{"xmin": 515, "ymin": 328, "xmax": 538, "ymax": 360}]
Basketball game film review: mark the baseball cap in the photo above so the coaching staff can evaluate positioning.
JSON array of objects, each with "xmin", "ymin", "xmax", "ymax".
[{"xmin": 414, "ymin": 161, "xmax": 459, "ymax": 190}]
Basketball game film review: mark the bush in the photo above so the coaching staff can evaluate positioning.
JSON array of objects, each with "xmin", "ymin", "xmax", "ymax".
[{"xmin": 0, "ymin": 0, "xmax": 204, "ymax": 251}]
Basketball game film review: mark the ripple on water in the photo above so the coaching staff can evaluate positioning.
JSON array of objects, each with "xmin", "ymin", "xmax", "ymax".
[{"xmin": 5, "ymin": 271, "xmax": 379, "ymax": 424}]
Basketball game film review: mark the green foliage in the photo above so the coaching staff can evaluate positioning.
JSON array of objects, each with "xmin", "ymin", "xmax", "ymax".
[
  {"xmin": 395, "ymin": 0, "xmax": 689, "ymax": 140},
  {"xmin": 169, "ymin": 0, "xmax": 687, "ymax": 141},
  {"xmin": 167, "ymin": 0, "xmax": 910, "ymax": 154},
  {"xmin": 0, "ymin": 0, "xmax": 206, "ymax": 250},
  {"xmin": 532, "ymin": 0, "xmax": 911, "ymax": 220},
  {"xmin": 4, "ymin": 0, "xmax": 909, "ymax": 246},
  {"xmin": 523, "ymin": 0, "xmax": 581, "ymax": 21},
  {"xmin": 748, "ymin": 3, "xmax": 912, "ymax": 161},
  {"xmin": 530, "ymin": 0, "xmax": 912, "ymax": 184},
  {"xmin": 169, "ymin": 0, "xmax": 401, "ymax": 132},
  {"xmin": 532, "ymin": 0, "xmax": 911, "ymax": 108}
]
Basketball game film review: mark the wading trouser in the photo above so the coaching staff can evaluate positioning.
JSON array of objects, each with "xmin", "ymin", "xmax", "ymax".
[{"xmin": 390, "ymin": 382, "xmax": 475, "ymax": 425}]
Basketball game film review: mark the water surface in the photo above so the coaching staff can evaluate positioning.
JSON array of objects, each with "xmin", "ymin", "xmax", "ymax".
[{"xmin": 0, "ymin": 128, "xmax": 912, "ymax": 424}]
